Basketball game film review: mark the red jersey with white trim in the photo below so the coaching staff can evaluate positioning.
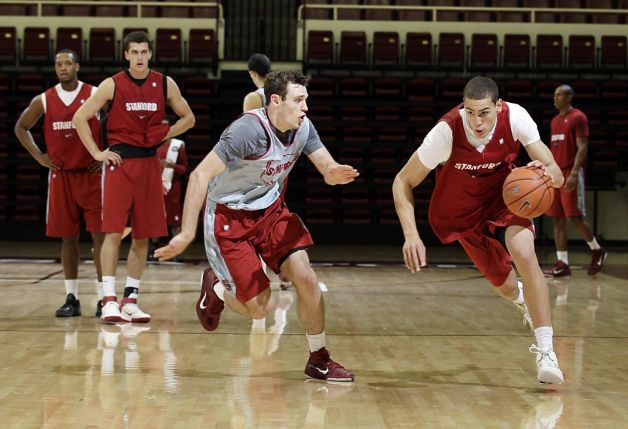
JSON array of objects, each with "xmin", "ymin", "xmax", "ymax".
[
  {"xmin": 428, "ymin": 102, "xmax": 519, "ymax": 243},
  {"xmin": 550, "ymin": 107, "xmax": 588, "ymax": 170},
  {"xmin": 107, "ymin": 70, "xmax": 167, "ymax": 148},
  {"xmin": 43, "ymin": 82, "xmax": 101, "ymax": 169}
]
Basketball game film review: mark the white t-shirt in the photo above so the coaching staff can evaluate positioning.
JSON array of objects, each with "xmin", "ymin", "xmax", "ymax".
[
  {"xmin": 41, "ymin": 82, "xmax": 97, "ymax": 112},
  {"xmin": 417, "ymin": 102, "xmax": 541, "ymax": 170}
]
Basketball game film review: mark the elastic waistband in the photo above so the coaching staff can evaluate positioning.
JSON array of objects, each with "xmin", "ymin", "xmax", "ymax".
[{"xmin": 110, "ymin": 143, "xmax": 159, "ymax": 159}]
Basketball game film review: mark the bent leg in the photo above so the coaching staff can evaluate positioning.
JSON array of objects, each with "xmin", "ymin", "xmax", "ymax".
[{"xmin": 505, "ymin": 225, "xmax": 551, "ymax": 328}]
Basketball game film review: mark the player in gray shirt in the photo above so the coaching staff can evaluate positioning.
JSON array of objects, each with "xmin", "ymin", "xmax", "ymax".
[{"xmin": 156, "ymin": 70, "xmax": 359, "ymax": 382}]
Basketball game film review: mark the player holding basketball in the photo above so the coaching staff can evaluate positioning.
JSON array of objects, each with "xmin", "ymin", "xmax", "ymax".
[
  {"xmin": 547, "ymin": 84, "xmax": 606, "ymax": 277},
  {"xmin": 15, "ymin": 49, "xmax": 105, "ymax": 318},
  {"xmin": 155, "ymin": 70, "xmax": 358, "ymax": 382},
  {"xmin": 73, "ymin": 31, "xmax": 195, "ymax": 323},
  {"xmin": 393, "ymin": 77, "xmax": 565, "ymax": 384}
]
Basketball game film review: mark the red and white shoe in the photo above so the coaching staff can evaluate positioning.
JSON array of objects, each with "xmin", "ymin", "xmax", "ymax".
[
  {"xmin": 196, "ymin": 268, "xmax": 225, "ymax": 332},
  {"xmin": 304, "ymin": 347, "xmax": 354, "ymax": 382},
  {"xmin": 101, "ymin": 296, "xmax": 124, "ymax": 324},
  {"xmin": 120, "ymin": 297, "xmax": 151, "ymax": 323}
]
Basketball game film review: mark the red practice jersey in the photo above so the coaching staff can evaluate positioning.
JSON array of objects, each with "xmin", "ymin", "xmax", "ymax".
[
  {"xmin": 43, "ymin": 83, "xmax": 102, "ymax": 169},
  {"xmin": 550, "ymin": 107, "xmax": 588, "ymax": 170},
  {"xmin": 428, "ymin": 103, "xmax": 520, "ymax": 243},
  {"xmin": 107, "ymin": 70, "xmax": 167, "ymax": 148}
]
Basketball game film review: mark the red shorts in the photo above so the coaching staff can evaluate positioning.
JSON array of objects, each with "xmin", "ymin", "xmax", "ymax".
[
  {"xmin": 213, "ymin": 198, "xmax": 313, "ymax": 302},
  {"xmin": 545, "ymin": 167, "xmax": 586, "ymax": 218},
  {"xmin": 164, "ymin": 181, "xmax": 182, "ymax": 226},
  {"xmin": 102, "ymin": 157, "xmax": 167, "ymax": 239},
  {"xmin": 46, "ymin": 169, "xmax": 102, "ymax": 237},
  {"xmin": 458, "ymin": 207, "xmax": 534, "ymax": 287}
]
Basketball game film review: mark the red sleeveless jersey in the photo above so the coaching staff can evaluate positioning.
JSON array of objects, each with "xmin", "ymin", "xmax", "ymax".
[
  {"xmin": 43, "ymin": 82, "xmax": 102, "ymax": 169},
  {"xmin": 428, "ymin": 102, "xmax": 519, "ymax": 243},
  {"xmin": 107, "ymin": 70, "xmax": 167, "ymax": 148},
  {"xmin": 550, "ymin": 107, "xmax": 588, "ymax": 170}
]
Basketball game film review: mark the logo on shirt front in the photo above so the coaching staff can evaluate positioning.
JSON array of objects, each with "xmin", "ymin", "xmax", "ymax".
[
  {"xmin": 551, "ymin": 134, "xmax": 565, "ymax": 142},
  {"xmin": 52, "ymin": 121, "xmax": 75, "ymax": 131},
  {"xmin": 454, "ymin": 161, "xmax": 502, "ymax": 172},
  {"xmin": 260, "ymin": 154, "xmax": 299, "ymax": 186},
  {"xmin": 125, "ymin": 102, "xmax": 157, "ymax": 112}
]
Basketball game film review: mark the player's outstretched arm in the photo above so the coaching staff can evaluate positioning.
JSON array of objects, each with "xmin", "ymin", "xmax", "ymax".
[
  {"xmin": 307, "ymin": 147, "xmax": 359, "ymax": 185},
  {"xmin": 524, "ymin": 140, "xmax": 564, "ymax": 188},
  {"xmin": 155, "ymin": 150, "xmax": 227, "ymax": 261},
  {"xmin": 14, "ymin": 95, "xmax": 60, "ymax": 170},
  {"xmin": 73, "ymin": 77, "xmax": 121, "ymax": 166},
  {"xmin": 392, "ymin": 153, "xmax": 432, "ymax": 272}
]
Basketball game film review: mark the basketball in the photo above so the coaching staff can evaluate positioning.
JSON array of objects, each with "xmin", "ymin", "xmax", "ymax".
[{"xmin": 502, "ymin": 166, "xmax": 555, "ymax": 218}]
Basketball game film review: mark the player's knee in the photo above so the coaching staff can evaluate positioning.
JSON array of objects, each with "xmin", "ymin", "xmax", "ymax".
[
  {"xmin": 62, "ymin": 236, "xmax": 79, "ymax": 245},
  {"xmin": 291, "ymin": 268, "xmax": 318, "ymax": 291},
  {"xmin": 511, "ymin": 246, "xmax": 537, "ymax": 267}
]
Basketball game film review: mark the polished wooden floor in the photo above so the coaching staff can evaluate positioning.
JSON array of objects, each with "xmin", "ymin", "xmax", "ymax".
[{"xmin": 0, "ymin": 242, "xmax": 627, "ymax": 428}]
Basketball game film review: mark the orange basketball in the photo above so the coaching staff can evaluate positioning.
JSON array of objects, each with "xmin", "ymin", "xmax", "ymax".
[{"xmin": 502, "ymin": 166, "xmax": 555, "ymax": 218}]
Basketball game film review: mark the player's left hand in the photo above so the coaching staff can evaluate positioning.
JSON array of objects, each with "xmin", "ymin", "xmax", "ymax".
[
  {"xmin": 87, "ymin": 159, "xmax": 103, "ymax": 172},
  {"xmin": 565, "ymin": 173, "xmax": 577, "ymax": 192},
  {"xmin": 154, "ymin": 232, "xmax": 193, "ymax": 261},
  {"xmin": 526, "ymin": 160, "xmax": 564, "ymax": 188},
  {"xmin": 325, "ymin": 164, "xmax": 359, "ymax": 185}
]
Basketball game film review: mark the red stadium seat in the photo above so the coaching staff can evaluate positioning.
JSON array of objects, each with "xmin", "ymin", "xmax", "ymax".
[
  {"xmin": 155, "ymin": 28, "xmax": 182, "ymax": 64},
  {"xmin": 536, "ymin": 34, "xmax": 563, "ymax": 69},
  {"xmin": 568, "ymin": 35, "xmax": 595, "ymax": 68},
  {"xmin": 0, "ymin": 27, "xmax": 17, "ymax": 64},
  {"xmin": 372, "ymin": 77, "xmax": 402, "ymax": 97},
  {"xmin": 405, "ymin": 32, "xmax": 432, "ymax": 67},
  {"xmin": 188, "ymin": 29, "xmax": 216, "ymax": 65},
  {"xmin": 339, "ymin": 77, "xmax": 369, "ymax": 97},
  {"xmin": 372, "ymin": 32, "xmax": 399, "ymax": 65},
  {"xmin": 23, "ymin": 27, "xmax": 51, "ymax": 64},
  {"xmin": 503, "ymin": 34, "xmax": 531, "ymax": 69},
  {"xmin": 600, "ymin": 36, "xmax": 627, "ymax": 69},
  {"xmin": 437, "ymin": 33, "xmax": 465, "ymax": 68},
  {"xmin": 89, "ymin": 28, "xmax": 116, "ymax": 64},
  {"xmin": 470, "ymin": 33, "xmax": 498, "ymax": 69},
  {"xmin": 308, "ymin": 76, "xmax": 335, "ymax": 97},
  {"xmin": 56, "ymin": 28, "xmax": 83, "ymax": 59},
  {"xmin": 340, "ymin": 31, "xmax": 367, "ymax": 65},
  {"xmin": 307, "ymin": 31, "xmax": 334, "ymax": 64}
]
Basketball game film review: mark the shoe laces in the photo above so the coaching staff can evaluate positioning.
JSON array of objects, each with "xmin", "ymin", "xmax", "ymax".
[{"xmin": 529, "ymin": 345, "xmax": 557, "ymax": 364}]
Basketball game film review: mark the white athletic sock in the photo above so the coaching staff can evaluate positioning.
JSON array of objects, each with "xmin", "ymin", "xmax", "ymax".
[
  {"xmin": 103, "ymin": 276, "xmax": 116, "ymax": 298},
  {"xmin": 534, "ymin": 326, "xmax": 554, "ymax": 351},
  {"xmin": 95, "ymin": 281, "xmax": 104, "ymax": 300},
  {"xmin": 213, "ymin": 281, "xmax": 226, "ymax": 301},
  {"xmin": 125, "ymin": 276, "xmax": 141, "ymax": 299},
  {"xmin": 557, "ymin": 251, "xmax": 569, "ymax": 265},
  {"xmin": 587, "ymin": 237, "xmax": 601, "ymax": 250},
  {"xmin": 64, "ymin": 279, "xmax": 78, "ymax": 299},
  {"xmin": 514, "ymin": 281, "xmax": 525, "ymax": 305},
  {"xmin": 306, "ymin": 331, "xmax": 326, "ymax": 353}
]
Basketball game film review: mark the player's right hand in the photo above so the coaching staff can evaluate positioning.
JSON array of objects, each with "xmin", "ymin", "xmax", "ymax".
[
  {"xmin": 38, "ymin": 153, "xmax": 60, "ymax": 170},
  {"xmin": 155, "ymin": 233, "xmax": 193, "ymax": 261},
  {"xmin": 402, "ymin": 235, "xmax": 427, "ymax": 273},
  {"xmin": 95, "ymin": 150, "xmax": 122, "ymax": 166}
]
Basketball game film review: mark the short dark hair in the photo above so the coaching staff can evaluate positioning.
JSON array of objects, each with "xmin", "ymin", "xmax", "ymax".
[
  {"xmin": 55, "ymin": 49, "xmax": 79, "ymax": 63},
  {"xmin": 264, "ymin": 70, "xmax": 308, "ymax": 104},
  {"xmin": 558, "ymin": 84, "xmax": 574, "ymax": 97},
  {"xmin": 123, "ymin": 31, "xmax": 152, "ymax": 52},
  {"xmin": 463, "ymin": 76, "xmax": 499, "ymax": 103},
  {"xmin": 248, "ymin": 53, "xmax": 271, "ymax": 77}
]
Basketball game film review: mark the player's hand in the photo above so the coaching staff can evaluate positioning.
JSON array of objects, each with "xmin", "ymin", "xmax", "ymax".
[
  {"xmin": 163, "ymin": 184, "xmax": 169, "ymax": 195},
  {"xmin": 402, "ymin": 235, "xmax": 427, "ymax": 273},
  {"xmin": 325, "ymin": 164, "xmax": 359, "ymax": 185},
  {"xmin": 95, "ymin": 150, "xmax": 122, "ymax": 166},
  {"xmin": 565, "ymin": 172, "xmax": 578, "ymax": 192},
  {"xmin": 87, "ymin": 159, "xmax": 103, "ymax": 172},
  {"xmin": 161, "ymin": 159, "xmax": 175, "ymax": 169},
  {"xmin": 154, "ymin": 232, "xmax": 194, "ymax": 261},
  {"xmin": 526, "ymin": 160, "xmax": 563, "ymax": 188},
  {"xmin": 38, "ymin": 153, "xmax": 60, "ymax": 170}
]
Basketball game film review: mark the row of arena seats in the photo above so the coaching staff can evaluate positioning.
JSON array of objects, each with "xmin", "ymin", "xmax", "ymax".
[
  {"xmin": 0, "ymin": 27, "xmax": 217, "ymax": 67},
  {"xmin": 306, "ymin": 31, "xmax": 628, "ymax": 70},
  {"xmin": 0, "ymin": 2, "xmax": 219, "ymax": 19},
  {"xmin": 303, "ymin": 0, "xmax": 627, "ymax": 24}
]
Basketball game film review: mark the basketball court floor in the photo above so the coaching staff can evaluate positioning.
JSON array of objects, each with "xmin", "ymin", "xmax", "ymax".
[{"xmin": 0, "ymin": 242, "xmax": 626, "ymax": 428}]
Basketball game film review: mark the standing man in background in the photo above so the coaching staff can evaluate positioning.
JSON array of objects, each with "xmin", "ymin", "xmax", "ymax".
[
  {"xmin": 73, "ymin": 31, "xmax": 195, "ymax": 323},
  {"xmin": 15, "ymin": 49, "xmax": 105, "ymax": 318},
  {"xmin": 546, "ymin": 85, "xmax": 606, "ymax": 277}
]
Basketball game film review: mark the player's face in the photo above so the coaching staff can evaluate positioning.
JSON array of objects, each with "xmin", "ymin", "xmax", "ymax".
[
  {"xmin": 54, "ymin": 53, "xmax": 79, "ymax": 84},
  {"xmin": 553, "ymin": 88, "xmax": 571, "ymax": 110},
  {"xmin": 124, "ymin": 42, "xmax": 152, "ymax": 75},
  {"xmin": 463, "ymin": 97, "xmax": 502, "ymax": 139},
  {"xmin": 275, "ymin": 83, "xmax": 309, "ymax": 130}
]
